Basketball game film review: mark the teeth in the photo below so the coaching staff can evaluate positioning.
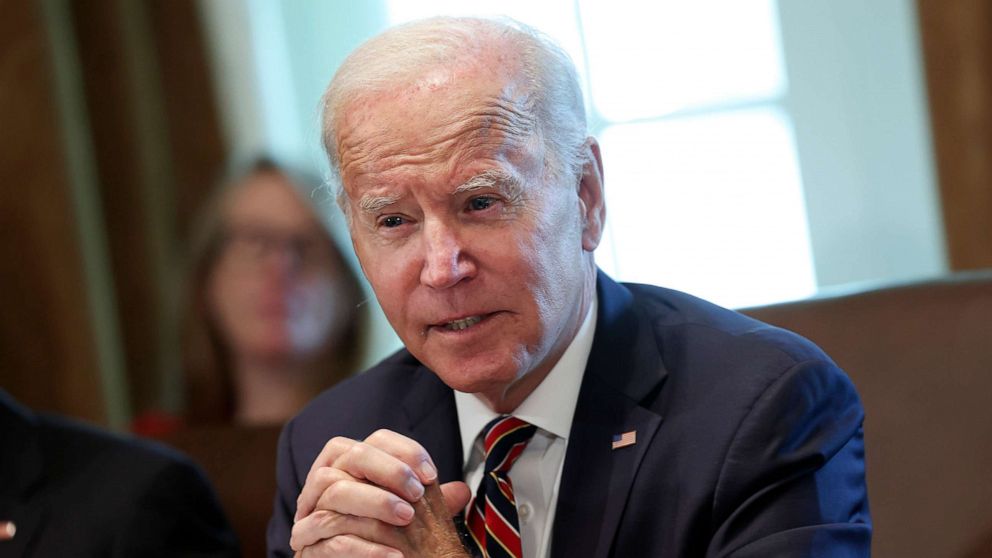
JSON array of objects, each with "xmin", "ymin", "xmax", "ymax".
[{"xmin": 445, "ymin": 316, "xmax": 482, "ymax": 331}]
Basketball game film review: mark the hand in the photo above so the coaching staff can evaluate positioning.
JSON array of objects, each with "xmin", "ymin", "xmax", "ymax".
[
  {"xmin": 291, "ymin": 430, "xmax": 471, "ymax": 557},
  {"xmin": 293, "ymin": 481, "xmax": 470, "ymax": 558},
  {"xmin": 0, "ymin": 521, "xmax": 15, "ymax": 541}
]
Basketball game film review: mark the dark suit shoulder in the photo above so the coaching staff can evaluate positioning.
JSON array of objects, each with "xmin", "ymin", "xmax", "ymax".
[
  {"xmin": 292, "ymin": 347, "xmax": 423, "ymax": 437},
  {"xmin": 7, "ymin": 413, "xmax": 239, "ymax": 557},
  {"xmin": 594, "ymin": 279, "xmax": 869, "ymax": 556},
  {"xmin": 623, "ymin": 281, "xmax": 835, "ymax": 368},
  {"xmin": 38, "ymin": 414, "xmax": 200, "ymax": 482},
  {"xmin": 617, "ymin": 281, "xmax": 858, "ymax": 459}
]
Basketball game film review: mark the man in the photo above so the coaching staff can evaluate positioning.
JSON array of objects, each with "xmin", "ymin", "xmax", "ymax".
[
  {"xmin": 269, "ymin": 17, "xmax": 870, "ymax": 558},
  {"xmin": 0, "ymin": 390, "xmax": 240, "ymax": 557}
]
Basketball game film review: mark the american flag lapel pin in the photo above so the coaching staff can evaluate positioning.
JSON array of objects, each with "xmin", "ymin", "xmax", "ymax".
[{"xmin": 611, "ymin": 430, "xmax": 637, "ymax": 450}]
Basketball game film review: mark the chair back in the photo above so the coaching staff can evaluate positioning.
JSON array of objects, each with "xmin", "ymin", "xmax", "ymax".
[
  {"xmin": 743, "ymin": 271, "xmax": 992, "ymax": 558},
  {"xmin": 163, "ymin": 424, "xmax": 282, "ymax": 557}
]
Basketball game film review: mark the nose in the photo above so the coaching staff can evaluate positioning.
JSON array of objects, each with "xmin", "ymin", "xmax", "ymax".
[{"xmin": 420, "ymin": 219, "xmax": 476, "ymax": 289}]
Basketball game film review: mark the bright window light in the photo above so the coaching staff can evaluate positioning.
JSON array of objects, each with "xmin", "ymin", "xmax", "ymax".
[
  {"xmin": 385, "ymin": 1, "xmax": 812, "ymax": 308},
  {"xmin": 386, "ymin": 0, "xmax": 588, "ymax": 88},
  {"xmin": 579, "ymin": 0, "xmax": 786, "ymax": 121},
  {"xmin": 596, "ymin": 107, "xmax": 815, "ymax": 308}
]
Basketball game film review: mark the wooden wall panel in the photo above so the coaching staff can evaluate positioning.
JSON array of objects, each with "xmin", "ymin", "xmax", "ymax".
[
  {"xmin": 69, "ymin": 0, "xmax": 165, "ymax": 417},
  {"xmin": 917, "ymin": 0, "xmax": 992, "ymax": 270},
  {"xmin": 0, "ymin": 0, "xmax": 227, "ymax": 423},
  {"xmin": 0, "ymin": 1, "xmax": 105, "ymax": 422},
  {"xmin": 65, "ymin": 0, "xmax": 227, "ymax": 418},
  {"xmin": 147, "ymin": 0, "xmax": 227, "ymax": 243}
]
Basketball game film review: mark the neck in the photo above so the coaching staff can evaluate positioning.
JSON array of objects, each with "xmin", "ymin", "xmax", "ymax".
[{"xmin": 232, "ymin": 355, "xmax": 320, "ymax": 425}]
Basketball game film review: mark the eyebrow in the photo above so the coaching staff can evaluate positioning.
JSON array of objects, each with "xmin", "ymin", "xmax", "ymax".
[
  {"xmin": 357, "ymin": 193, "xmax": 400, "ymax": 214},
  {"xmin": 453, "ymin": 169, "xmax": 523, "ymax": 200},
  {"xmin": 355, "ymin": 170, "xmax": 524, "ymax": 216}
]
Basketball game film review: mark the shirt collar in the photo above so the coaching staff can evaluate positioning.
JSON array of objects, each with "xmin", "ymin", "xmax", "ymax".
[{"xmin": 455, "ymin": 295, "xmax": 598, "ymax": 463}]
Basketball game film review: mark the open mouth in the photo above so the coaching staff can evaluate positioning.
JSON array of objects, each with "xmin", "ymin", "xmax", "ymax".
[
  {"xmin": 429, "ymin": 311, "xmax": 505, "ymax": 334},
  {"xmin": 444, "ymin": 315, "xmax": 483, "ymax": 331}
]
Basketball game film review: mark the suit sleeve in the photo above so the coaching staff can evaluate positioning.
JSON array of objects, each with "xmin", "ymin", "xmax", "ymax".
[
  {"xmin": 267, "ymin": 418, "xmax": 301, "ymax": 558},
  {"xmin": 113, "ymin": 456, "xmax": 240, "ymax": 558},
  {"xmin": 706, "ymin": 359, "xmax": 872, "ymax": 558}
]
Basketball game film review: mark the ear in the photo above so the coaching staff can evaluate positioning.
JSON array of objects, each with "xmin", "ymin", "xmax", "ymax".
[{"xmin": 577, "ymin": 137, "xmax": 606, "ymax": 252}]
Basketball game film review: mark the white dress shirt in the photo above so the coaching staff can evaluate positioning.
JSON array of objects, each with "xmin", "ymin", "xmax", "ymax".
[{"xmin": 455, "ymin": 297, "xmax": 597, "ymax": 558}]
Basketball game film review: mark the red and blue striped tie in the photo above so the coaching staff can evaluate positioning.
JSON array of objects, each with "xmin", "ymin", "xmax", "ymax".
[{"xmin": 465, "ymin": 415, "xmax": 538, "ymax": 558}]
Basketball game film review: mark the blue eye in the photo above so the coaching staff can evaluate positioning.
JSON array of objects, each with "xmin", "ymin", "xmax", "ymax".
[
  {"xmin": 381, "ymin": 215, "xmax": 405, "ymax": 228},
  {"xmin": 469, "ymin": 196, "xmax": 495, "ymax": 211}
]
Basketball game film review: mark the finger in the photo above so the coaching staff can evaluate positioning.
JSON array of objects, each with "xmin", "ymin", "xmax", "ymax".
[
  {"xmin": 439, "ymin": 481, "xmax": 472, "ymax": 517},
  {"xmin": 314, "ymin": 478, "xmax": 416, "ymax": 526},
  {"xmin": 0, "ymin": 522, "xmax": 14, "ymax": 541},
  {"xmin": 364, "ymin": 429, "xmax": 438, "ymax": 483},
  {"xmin": 306, "ymin": 437, "xmax": 358, "ymax": 487},
  {"xmin": 298, "ymin": 437, "xmax": 358, "ymax": 521},
  {"xmin": 297, "ymin": 466, "xmax": 357, "ymax": 522},
  {"xmin": 332, "ymin": 441, "xmax": 427, "ymax": 503},
  {"xmin": 300, "ymin": 534, "xmax": 403, "ymax": 558},
  {"xmin": 291, "ymin": 510, "xmax": 403, "ymax": 551}
]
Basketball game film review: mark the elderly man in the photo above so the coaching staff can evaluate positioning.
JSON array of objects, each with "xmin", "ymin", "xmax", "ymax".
[{"xmin": 268, "ymin": 17, "xmax": 870, "ymax": 558}]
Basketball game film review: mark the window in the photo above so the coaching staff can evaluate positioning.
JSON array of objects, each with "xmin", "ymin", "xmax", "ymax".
[{"xmin": 388, "ymin": 0, "xmax": 814, "ymax": 307}]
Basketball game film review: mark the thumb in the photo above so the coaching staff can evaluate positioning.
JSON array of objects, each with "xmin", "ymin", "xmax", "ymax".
[{"xmin": 439, "ymin": 481, "xmax": 472, "ymax": 517}]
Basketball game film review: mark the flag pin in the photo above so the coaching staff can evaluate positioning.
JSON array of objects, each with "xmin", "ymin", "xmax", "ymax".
[{"xmin": 611, "ymin": 430, "xmax": 636, "ymax": 450}]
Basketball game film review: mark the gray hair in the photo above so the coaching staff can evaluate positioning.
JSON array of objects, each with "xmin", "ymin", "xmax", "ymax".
[{"xmin": 319, "ymin": 16, "xmax": 588, "ymax": 210}]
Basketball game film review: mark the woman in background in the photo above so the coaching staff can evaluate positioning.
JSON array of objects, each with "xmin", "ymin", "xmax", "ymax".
[{"xmin": 180, "ymin": 158, "xmax": 365, "ymax": 426}]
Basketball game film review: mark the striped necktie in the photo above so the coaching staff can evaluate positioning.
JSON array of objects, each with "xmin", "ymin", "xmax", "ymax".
[{"xmin": 465, "ymin": 415, "xmax": 538, "ymax": 558}]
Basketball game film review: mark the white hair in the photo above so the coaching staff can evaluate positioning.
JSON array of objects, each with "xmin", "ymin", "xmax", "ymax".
[{"xmin": 320, "ymin": 16, "xmax": 588, "ymax": 209}]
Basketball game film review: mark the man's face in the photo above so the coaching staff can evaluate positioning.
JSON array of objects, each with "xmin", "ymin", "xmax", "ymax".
[{"xmin": 335, "ymin": 64, "xmax": 603, "ymax": 409}]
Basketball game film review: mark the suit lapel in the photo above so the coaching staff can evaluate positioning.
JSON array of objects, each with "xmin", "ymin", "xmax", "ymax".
[
  {"xmin": 551, "ymin": 273, "xmax": 668, "ymax": 558},
  {"xmin": 399, "ymin": 366, "xmax": 464, "ymax": 483},
  {"xmin": 385, "ymin": 274, "xmax": 669, "ymax": 557}
]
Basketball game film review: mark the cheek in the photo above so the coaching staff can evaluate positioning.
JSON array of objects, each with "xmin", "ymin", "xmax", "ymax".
[
  {"xmin": 354, "ymin": 240, "xmax": 415, "ymax": 318},
  {"xmin": 206, "ymin": 268, "xmax": 250, "ymax": 343},
  {"xmin": 207, "ymin": 269, "xmax": 235, "ymax": 320},
  {"xmin": 207, "ymin": 262, "xmax": 273, "ymax": 320},
  {"xmin": 523, "ymin": 199, "xmax": 586, "ymax": 308},
  {"xmin": 286, "ymin": 278, "xmax": 342, "ymax": 351},
  {"xmin": 293, "ymin": 275, "xmax": 338, "ymax": 318}
]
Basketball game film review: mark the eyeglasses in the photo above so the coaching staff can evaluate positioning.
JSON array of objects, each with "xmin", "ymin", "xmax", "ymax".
[{"xmin": 219, "ymin": 225, "xmax": 332, "ymax": 272}]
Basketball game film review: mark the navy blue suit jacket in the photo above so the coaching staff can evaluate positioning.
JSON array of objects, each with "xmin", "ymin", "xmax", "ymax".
[
  {"xmin": 0, "ymin": 392, "xmax": 239, "ymax": 557},
  {"xmin": 269, "ymin": 272, "xmax": 871, "ymax": 557}
]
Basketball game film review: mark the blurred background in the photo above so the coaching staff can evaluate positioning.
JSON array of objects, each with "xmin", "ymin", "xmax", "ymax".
[
  {"xmin": 6, "ymin": 0, "xmax": 976, "ymax": 427},
  {"xmin": 1, "ymin": 0, "xmax": 990, "ymax": 554}
]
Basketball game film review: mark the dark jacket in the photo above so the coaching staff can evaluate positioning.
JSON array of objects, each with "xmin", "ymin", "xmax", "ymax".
[
  {"xmin": 0, "ymin": 391, "xmax": 240, "ymax": 557},
  {"xmin": 269, "ymin": 272, "xmax": 871, "ymax": 557}
]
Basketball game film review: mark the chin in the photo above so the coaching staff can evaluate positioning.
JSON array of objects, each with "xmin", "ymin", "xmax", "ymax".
[
  {"xmin": 249, "ymin": 337, "xmax": 294, "ymax": 361},
  {"xmin": 432, "ymin": 358, "xmax": 525, "ymax": 395}
]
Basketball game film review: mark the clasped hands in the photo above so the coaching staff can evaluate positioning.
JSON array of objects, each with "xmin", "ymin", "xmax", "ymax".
[{"xmin": 291, "ymin": 429, "xmax": 473, "ymax": 557}]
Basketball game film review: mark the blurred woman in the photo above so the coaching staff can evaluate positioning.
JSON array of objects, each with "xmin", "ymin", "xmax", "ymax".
[{"xmin": 180, "ymin": 158, "xmax": 365, "ymax": 426}]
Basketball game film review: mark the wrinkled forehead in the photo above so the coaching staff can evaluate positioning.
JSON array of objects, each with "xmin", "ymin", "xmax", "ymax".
[{"xmin": 334, "ymin": 63, "xmax": 541, "ymax": 191}]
